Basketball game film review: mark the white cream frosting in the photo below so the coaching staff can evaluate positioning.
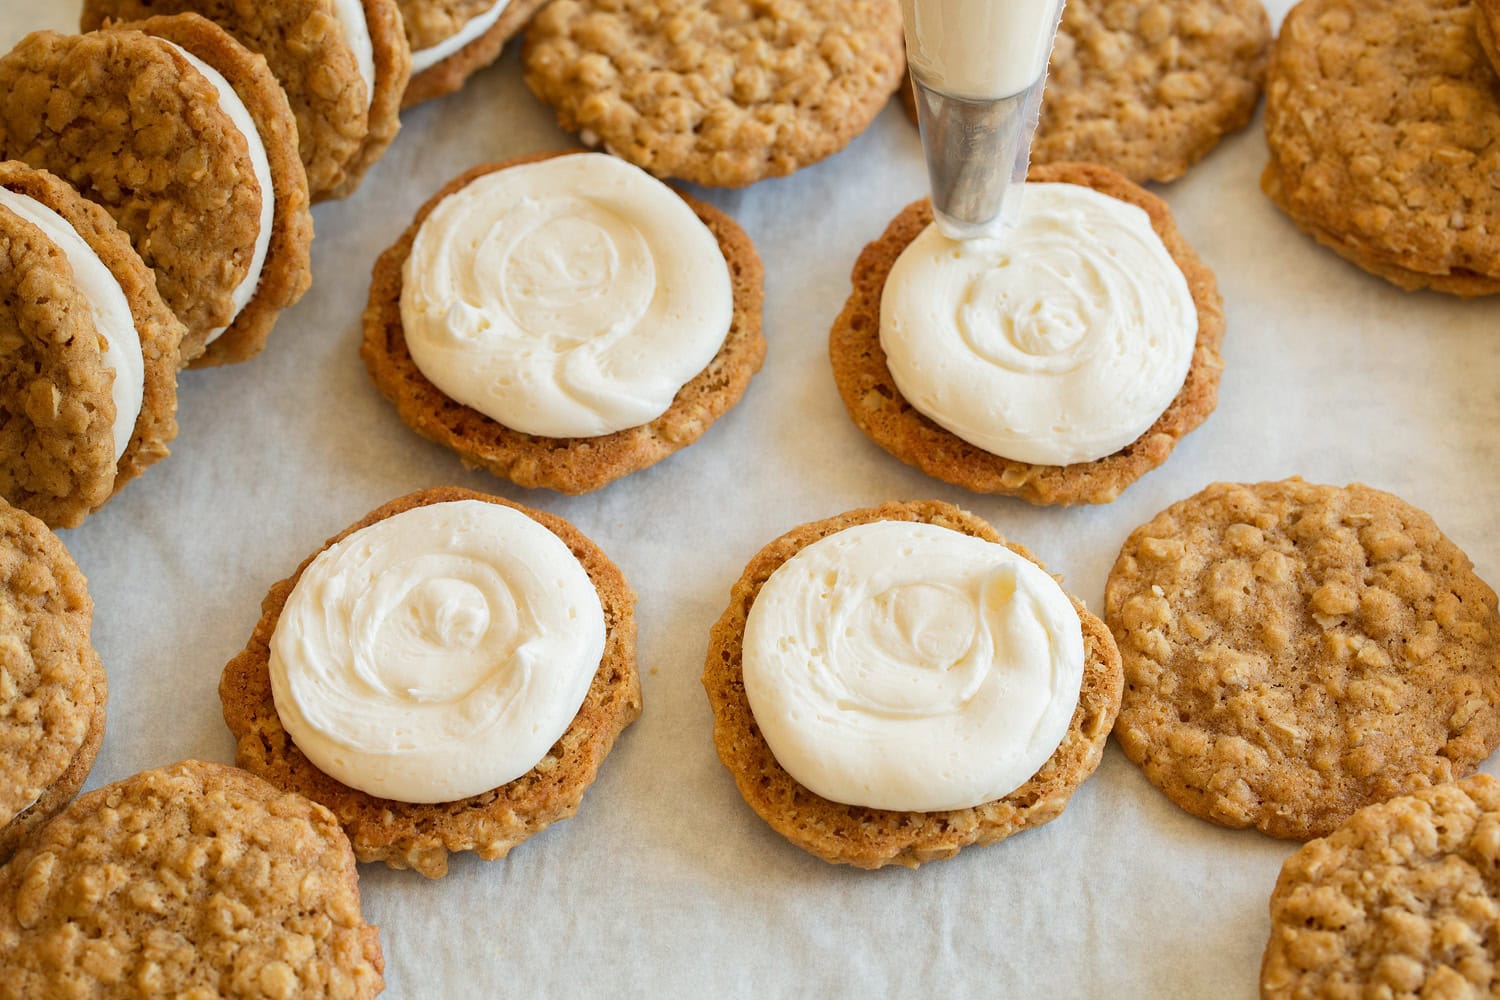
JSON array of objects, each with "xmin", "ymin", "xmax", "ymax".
[
  {"xmin": 410, "ymin": 0, "xmax": 512, "ymax": 74},
  {"xmin": 742, "ymin": 520, "xmax": 1085, "ymax": 813},
  {"xmin": 0, "ymin": 189, "xmax": 142, "ymax": 463},
  {"xmin": 268, "ymin": 499, "xmax": 606, "ymax": 804},
  {"xmin": 400, "ymin": 152, "xmax": 733, "ymax": 439},
  {"xmin": 163, "ymin": 41, "xmax": 274, "ymax": 345},
  {"xmin": 880, "ymin": 182, "xmax": 1198, "ymax": 467},
  {"xmin": 331, "ymin": 0, "xmax": 377, "ymax": 111},
  {"xmin": 901, "ymin": 0, "xmax": 1062, "ymax": 98}
]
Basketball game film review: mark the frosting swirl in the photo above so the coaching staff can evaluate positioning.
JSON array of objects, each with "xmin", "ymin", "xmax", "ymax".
[
  {"xmin": 742, "ymin": 521, "xmax": 1084, "ymax": 812},
  {"xmin": 880, "ymin": 182, "xmax": 1198, "ymax": 466},
  {"xmin": 269, "ymin": 500, "xmax": 606, "ymax": 803},
  {"xmin": 400, "ymin": 153, "xmax": 733, "ymax": 438}
]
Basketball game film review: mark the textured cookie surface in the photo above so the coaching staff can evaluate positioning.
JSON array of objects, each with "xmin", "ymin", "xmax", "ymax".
[
  {"xmin": 703, "ymin": 500, "xmax": 1124, "ymax": 869},
  {"xmin": 0, "ymin": 499, "xmax": 102, "ymax": 848},
  {"xmin": 401, "ymin": 0, "xmax": 550, "ymax": 106},
  {"xmin": 0, "ymin": 206, "xmax": 117, "ymax": 529},
  {"xmin": 0, "ymin": 760, "xmax": 383, "ymax": 999},
  {"xmin": 1107, "ymin": 479, "xmax": 1500, "ymax": 840},
  {"xmin": 362, "ymin": 151, "xmax": 766, "ymax": 495},
  {"xmin": 1262, "ymin": 0, "xmax": 1500, "ymax": 295},
  {"xmin": 829, "ymin": 162, "xmax": 1224, "ymax": 506},
  {"xmin": 220, "ymin": 487, "xmax": 643, "ymax": 879},
  {"xmin": 1262, "ymin": 775, "xmax": 1500, "ymax": 998},
  {"xmin": 0, "ymin": 160, "xmax": 182, "ymax": 508},
  {"xmin": 0, "ymin": 29, "xmax": 260, "ymax": 346},
  {"xmin": 522, "ymin": 0, "xmax": 905, "ymax": 186}
]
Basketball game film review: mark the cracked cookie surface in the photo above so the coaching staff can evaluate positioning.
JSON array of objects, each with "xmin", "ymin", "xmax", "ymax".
[{"xmin": 1106, "ymin": 479, "xmax": 1500, "ymax": 840}]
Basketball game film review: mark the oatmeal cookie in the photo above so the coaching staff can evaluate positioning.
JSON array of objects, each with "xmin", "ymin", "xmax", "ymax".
[
  {"xmin": 829, "ymin": 161, "xmax": 1224, "ymax": 506},
  {"xmin": 400, "ymin": 0, "xmax": 551, "ymax": 107},
  {"xmin": 1107, "ymin": 479, "xmax": 1500, "ymax": 840},
  {"xmin": 522, "ymin": 0, "xmax": 906, "ymax": 186},
  {"xmin": 1262, "ymin": 774, "xmax": 1500, "ymax": 998},
  {"xmin": 1262, "ymin": 0, "xmax": 1500, "ymax": 295},
  {"xmin": 362, "ymin": 151, "xmax": 766, "ymax": 495},
  {"xmin": 0, "ymin": 761, "xmax": 384, "ymax": 999},
  {"xmin": 220, "ymin": 487, "xmax": 642, "ymax": 879},
  {"xmin": 703, "ymin": 500, "xmax": 1123, "ymax": 869}
]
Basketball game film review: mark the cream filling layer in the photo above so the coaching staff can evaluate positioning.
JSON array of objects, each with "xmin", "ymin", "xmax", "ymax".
[
  {"xmin": 411, "ymin": 0, "xmax": 512, "ymax": 74},
  {"xmin": 163, "ymin": 42, "xmax": 275, "ymax": 344},
  {"xmin": 0, "ymin": 189, "xmax": 142, "ymax": 463},
  {"xmin": 742, "ymin": 520, "xmax": 1085, "ymax": 813},
  {"xmin": 880, "ymin": 182, "xmax": 1198, "ymax": 467},
  {"xmin": 268, "ymin": 500, "xmax": 607, "ymax": 804},
  {"xmin": 400, "ymin": 153, "xmax": 734, "ymax": 439},
  {"xmin": 331, "ymin": 0, "xmax": 378, "ymax": 111}
]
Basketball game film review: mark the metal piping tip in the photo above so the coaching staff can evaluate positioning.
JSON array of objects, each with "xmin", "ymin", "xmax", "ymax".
[{"xmin": 910, "ymin": 70, "xmax": 1050, "ymax": 241}]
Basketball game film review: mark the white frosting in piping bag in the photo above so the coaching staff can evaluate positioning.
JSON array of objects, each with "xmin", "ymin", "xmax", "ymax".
[
  {"xmin": 901, "ymin": 0, "xmax": 1062, "ymax": 99},
  {"xmin": 880, "ymin": 182, "xmax": 1198, "ymax": 467},
  {"xmin": 742, "ymin": 520, "xmax": 1085, "ymax": 813}
]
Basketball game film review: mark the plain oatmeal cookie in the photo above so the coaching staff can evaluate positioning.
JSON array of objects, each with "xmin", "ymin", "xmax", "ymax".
[
  {"xmin": 1262, "ymin": 775, "xmax": 1500, "ymax": 998},
  {"xmin": 1262, "ymin": 0, "xmax": 1500, "ymax": 295},
  {"xmin": 703, "ymin": 500, "xmax": 1123, "ymax": 869},
  {"xmin": 522, "ymin": 0, "xmax": 906, "ymax": 186},
  {"xmin": 1106, "ymin": 479, "xmax": 1500, "ymax": 841},
  {"xmin": 0, "ymin": 761, "xmax": 384, "ymax": 999},
  {"xmin": 220, "ymin": 487, "xmax": 642, "ymax": 879}
]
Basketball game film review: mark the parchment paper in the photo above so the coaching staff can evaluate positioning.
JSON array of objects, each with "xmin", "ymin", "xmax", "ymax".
[{"xmin": 5, "ymin": 2, "xmax": 1500, "ymax": 996}]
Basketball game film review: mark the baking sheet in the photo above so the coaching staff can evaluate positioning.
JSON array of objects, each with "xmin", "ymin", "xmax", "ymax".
[{"xmin": 7, "ymin": 2, "xmax": 1500, "ymax": 995}]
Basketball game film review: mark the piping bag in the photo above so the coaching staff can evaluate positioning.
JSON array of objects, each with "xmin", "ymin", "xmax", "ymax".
[{"xmin": 902, "ymin": 0, "xmax": 1067, "ymax": 241}]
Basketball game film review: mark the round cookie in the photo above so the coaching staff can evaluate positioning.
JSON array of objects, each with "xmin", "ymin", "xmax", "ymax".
[
  {"xmin": 81, "ymin": 0, "xmax": 412, "ymax": 203},
  {"xmin": 0, "ymin": 760, "xmax": 384, "ymax": 998},
  {"xmin": 703, "ymin": 500, "xmax": 1124, "ymax": 869},
  {"xmin": 0, "ymin": 499, "xmax": 105, "ymax": 864},
  {"xmin": 0, "ymin": 28, "xmax": 262, "ymax": 355},
  {"xmin": 362, "ymin": 151, "xmax": 766, "ymax": 495},
  {"xmin": 400, "ymin": 0, "xmax": 550, "ymax": 107},
  {"xmin": 1262, "ymin": 0, "xmax": 1500, "ymax": 295},
  {"xmin": 1106, "ymin": 479, "xmax": 1500, "ymax": 841},
  {"xmin": 1262, "ymin": 775, "xmax": 1500, "ymax": 997},
  {"xmin": 113, "ymin": 13, "xmax": 314, "ymax": 368},
  {"xmin": 829, "ymin": 162, "xmax": 1224, "ymax": 506},
  {"xmin": 219, "ymin": 486, "xmax": 643, "ymax": 879},
  {"xmin": 522, "ymin": 0, "xmax": 906, "ymax": 187},
  {"xmin": 902, "ymin": 0, "xmax": 1270, "ymax": 183}
]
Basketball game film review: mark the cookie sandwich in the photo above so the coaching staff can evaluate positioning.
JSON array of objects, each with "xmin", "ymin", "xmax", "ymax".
[
  {"xmin": 0, "ymin": 163, "xmax": 182, "ymax": 528},
  {"xmin": 703, "ymin": 500, "xmax": 1123, "ymax": 869},
  {"xmin": 1263, "ymin": 0, "xmax": 1500, "ymax": 295},
  {"xmin": 220, "ymin": 487, "xmax": 642, "ymax": 878},
  {"xmin": 0, "ymin": 25, "xmax": 308, "ymax": 362},
  {"xmin": 1106, "ymin": 479, "xmax": 1500, "ymax": 840},
  {"xmin": 903, "ymin": 0, "xmax": 1271, "ymax": 183},
  {"xmin": 82, "ymin": 0, "xmax": 412, "ymax": 202},
  {"xmin": 1262, "ymin": 775, "xmax": 1500, "ymax": 998},
  {"xmin": 0, "ymin": 498, "xmax": 105, "ymax": 863},
  {"xmin": 0, "ymin": 761, "xmax": 384, "ymax": 999},
  {"xmin": 399, "ymin": 0, "xmax": 548, "ymax": 107},
  {"xmin": 830, "ymin": 162, "xmax": 1224, "ymax": 506},
  {"xmin": 363, "ymin": 151, "xmax": 765, "ymax": 494},
  {"xmin": 523, "ymin": 0, "xmax": 906, "ymax": 186}
]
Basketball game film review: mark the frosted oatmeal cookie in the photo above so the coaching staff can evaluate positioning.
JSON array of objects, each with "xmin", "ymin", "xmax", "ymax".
[
  {"xmin": 830, "ymin": 161, "xmax": 1223, "ymax": 506},
  {"xmin": 1263, "ymin": 0, "xmax": 1500, "ymax": 295},
  {"xmin": 0, "ymin": 498, "xmax": 105, "ymax": 864},
  {"xmin": 522, "ymin": 0, "xmax": 906, "ymax": 186},
  {"xmin": 82, "ymin": 0, "xmax": 412, "ymax": 202},
  {"xmin": 0, "ymin": 164, "xmax": 182, "ymax": 528},
  {"xmin": 1262, "ymin": 775, "xmax": 1500, "ymax": 998},
  {"xmin": 703, "ymin": 500, "xmax": 1123, "ymax": 869},
  {"xmin": 1106, "ymin": 479, "xmax": 1500, "ymax": 840},
  {"xmin": 362, "ymin": 151, "xmax": 765, "ymax": 494},
  {"xmin": 399, "ymin": 0, "xmax": 549, "ymax": 106},
  {"xmin": 220, "ymin": 487, "xmax": 642, "ymax": 878},
  {"xmin": 0, "ymin": 761, "xmax": 384, "ymax": 999}
]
